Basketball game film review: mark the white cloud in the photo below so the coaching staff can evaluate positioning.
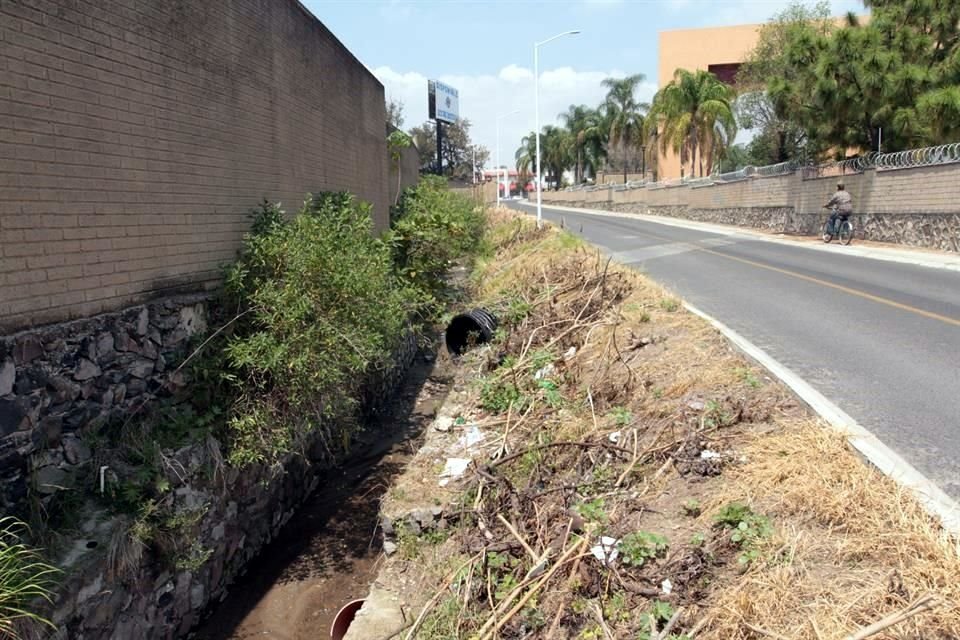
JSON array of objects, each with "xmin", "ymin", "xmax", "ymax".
[{"xmin": 374, "ymin": 65, "xmax": 656, "ymax": 171}]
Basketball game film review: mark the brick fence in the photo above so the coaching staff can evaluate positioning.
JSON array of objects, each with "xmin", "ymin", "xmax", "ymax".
[
  {"xmin": 543, "ymin": 163, "xmax": 960, "ymax": 252},
  {"xmin": 0, "ymin": 0, "xmax": 390, "ymax": 334}
]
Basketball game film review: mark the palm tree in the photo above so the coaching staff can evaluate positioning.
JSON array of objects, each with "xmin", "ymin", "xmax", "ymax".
[
  {"xmin": 650, "ymin": 69, "xmax": 737, "ymax": 178},
  {"xmin": 516, "ymin": 127, "xmax": 572, "ymax": 191},
  {"xmin": 515, "ymin": 130, "xmax": 537, "ymax": 178},
  {"xmin": 541, "ymin": 125, "xmax": 572, "ymax": 190},
  {"xmin": 561, "ymin": 105, "xmax": 606, "ymax": 183},
  {"xmin": 601, "ymin": 74, "xmax": 650, "ymax": 182}
]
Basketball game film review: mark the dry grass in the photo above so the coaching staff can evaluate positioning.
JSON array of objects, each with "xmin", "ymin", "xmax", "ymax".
[{"xmin": 401, "ymin": 209, "xmax": 959, "ymax": 640}]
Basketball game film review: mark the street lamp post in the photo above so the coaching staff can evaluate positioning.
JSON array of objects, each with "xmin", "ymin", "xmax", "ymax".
[
  {"xmin": 535, "ymin": 30, "xmax": 580, "ymax": 228},
  {"xmin": 496, "ymin": 109, "xmax": 520, "ymax": 208}
]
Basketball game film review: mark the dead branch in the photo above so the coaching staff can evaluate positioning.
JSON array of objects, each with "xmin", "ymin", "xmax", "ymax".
[
  {"xmin": 845, "ymin": 593, "xmax": 939, "ymax": 640},
  {"xmin": 496, "ymin": 513, "xmax": 539, "ymax": 562},
  {"xmin": 490, "ymin": 440, "xmax": 632, "ymax": 469}
]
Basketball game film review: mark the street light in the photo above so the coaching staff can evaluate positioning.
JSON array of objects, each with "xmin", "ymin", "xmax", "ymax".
[
  {"xmin": 535, "ymin": 29, "xmax": 580, "ymax": 228},
  {"xmin": 496, "ymin": 109, "xmax": 520, "ymax": 208}
]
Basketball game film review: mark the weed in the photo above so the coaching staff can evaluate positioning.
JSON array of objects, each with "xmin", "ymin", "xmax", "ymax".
[
  {"xmin": 702, "ymin": 400, "xmax": 734, "ymax": 428},
  {"xmin": 682, "ymin": 499, "xmax": 701, "ymax": 517},
  {"xmin": 690, "ymin": 532, "xmax": 707, "ymax": 546},
  {"xmin": 422, "ymin": 529, "xmax": 449, "ymax": 545},
  {"xmin": 659, "ymin": 298, "xmax": 680, "ymax": 312},
  {"xmin": 529, "ymin": 349, "xmax": 555, "ymax": 372},
  {"xmin": 736, "ymin": 367, "xmax": 762, "ymax": 388},
  {"xmin": 603, "ymin": 591, "xmax": 631, "ymax": 623},
  {"xmin": 609, "ymin": 406, "xmax": 633, "ymax": 426},
  {"xmin": 575, "ymin": 498, "xmax": 608, "ymax": 524},
  {"xmin": 638, "ymin": 601, "xmax": 686, "ymax": 639},
  {"xmin": 503, "ymin": 296, "xmax": 534, "ymax": 325},
  {"xmin": 619, "ymin": 531, "xmax": 669, "ymax": 567},
  {"xmin": 0, "ymin": 518, "xmax": 59, "ymax": 637},
  {"xmin": 416, "ymin": 594, "xmax": 464, "ymax": 640},
  {"xmin": 714, "ymin": 502, "xmax": 773, "ymax": 566},
  {"xmin": 537, "ymin": 379, "xmax": 563, "ymax": 408},
  {"xmin": 480, "ymin": 378, "xmax": 527, "ymax": 414},
  {"xmin": 639, "ymin": 311, "xmax": 652, "ymax": 323},
  {"xmin": 175, "ymin": 540, "xmax": 213, "ymax": 573}
]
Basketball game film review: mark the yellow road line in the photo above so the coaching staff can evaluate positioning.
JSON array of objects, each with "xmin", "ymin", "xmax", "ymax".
[
  {"xmin": 580, "ymin": 213, "xmax": 960, "ymax": 329},
  {"xmin": 697, "ymin": 246, "xmax": 960, "ymax": 329}
]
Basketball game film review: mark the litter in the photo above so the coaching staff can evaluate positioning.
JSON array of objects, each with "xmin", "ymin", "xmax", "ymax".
[
  {"xmin": 590, "ymin": 536, "xmax": 620, "ymax": 567},
  {"xmin": 563, "ymin": 347, "xmax": 577, "ymax": 361},
  {"xmin": 438, "ymin": 458, "xmax": 471, "ymax": 486},
  {"xmin": 456, "ymin": 426, "xmax": 485, "ymax": 450},
  {"xmin": 433, "ymin": 415, "xmax": 454, "ymax": 432},
  {"xmin": 700, "ymin": 449, "xmax": 722, "ymax": 460},
  {"xmin": 661, "ymin": 578, "xmax": 673, "ymax": 595},
  {"xmin": 608, "ymin": 431, "xmax": 622, "ymax": 444},
  {"xmin": 534, "ymin": 363, "xmax": 556, "ymax": 380}
]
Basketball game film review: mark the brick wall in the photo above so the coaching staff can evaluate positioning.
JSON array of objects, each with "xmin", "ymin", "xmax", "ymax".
[
  {"xmin": 544, "ymin": 164, "xmax": 960, "ymax": 251},
  {"xmin": 0, "ymin": 0, "xmax": 390, "ymax": 333}
]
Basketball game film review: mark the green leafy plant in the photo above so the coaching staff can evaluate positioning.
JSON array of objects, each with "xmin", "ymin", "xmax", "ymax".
[
  {"xmin": 690, "ymin": 532, "xmax": 707, "ymax": 547},
  {"xmin": 387, "ymin": 176, "xmax": 486, "ymax": 318},
  {"xmin": 223, "ymin": 192, "xmax": 411, "ymax": 465},
  {"xmin": 609, "ymin": 406, "xmax": 633, "ymax": 426},
  {"xmin": 575, "ymin": 499, "xmax": 608, "ymax": 524},
  {"xmin": 736, "ymin": 367, "xmax": 761, "ymax": 388},
  {"xmin": 536, "ymin": 379, "xmax": 563, "ymax": 408},
  {"xmin": 637, "ymin": 600, "xmax": 682, "ymax": 639},
  {"xmin": 714, "ymin": 502, "xmax": 773, "ymax": 566},
  {"xmin": 480, "ymin": 378, "xmax": 527, "ymax": 414},
  {"xmin": 0, "ymin": 518, "xmax": 59, "ymax": 638},
  {"xmin": 659, "ymin": 298, "xmax": 680, "ymax": 312},
  {"xmin": 619, "ymin": 531, "xmax": 669, "ymax": 567},
  {"xmin": 682, "ymin": 499, "xmax": 701, "ymax": 517}
]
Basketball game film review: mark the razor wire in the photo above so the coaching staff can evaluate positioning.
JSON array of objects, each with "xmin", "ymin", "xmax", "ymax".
[{"xmin": 871, "ymin": 143, "xmax": 960, "ymax": 170}]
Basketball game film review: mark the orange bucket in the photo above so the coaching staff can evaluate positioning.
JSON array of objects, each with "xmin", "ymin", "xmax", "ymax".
[{"xmin": 330, "ymin": 599, "xmax": 364, "ymax": 640}]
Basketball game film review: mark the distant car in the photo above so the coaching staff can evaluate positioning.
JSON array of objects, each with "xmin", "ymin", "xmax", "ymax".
[{"xmin": 511, "ymin": 195, "xmax": 521, "ymax": 201}]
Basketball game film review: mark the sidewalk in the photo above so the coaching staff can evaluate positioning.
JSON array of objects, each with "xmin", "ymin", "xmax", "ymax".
[{"xmin": 530, "ymin": 201, "xmax": 960, "ymax": 272}]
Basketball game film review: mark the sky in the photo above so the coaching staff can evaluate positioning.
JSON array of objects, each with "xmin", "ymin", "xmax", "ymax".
[{"xmin": 306, "ymin": 0, "xmax": 865, "ymax": 170}]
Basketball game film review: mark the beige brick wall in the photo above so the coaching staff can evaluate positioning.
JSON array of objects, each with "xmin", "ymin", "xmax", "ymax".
[
  {"xmin": 546, "ymin": 164, "xmax": 960, "ymax": 217},
  {"xmin": 0, "ymin": 0, "xmax": 390, "ymax": 333}
]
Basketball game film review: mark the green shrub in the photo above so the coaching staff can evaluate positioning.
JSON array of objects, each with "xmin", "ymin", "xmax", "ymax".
[
  {"xmin": 388, "ymin": 177, "xmax": 486, "ymax": 317},
  {"xmin": 222, "ymin": 192, "xmax": 412, "ymax": 465}
]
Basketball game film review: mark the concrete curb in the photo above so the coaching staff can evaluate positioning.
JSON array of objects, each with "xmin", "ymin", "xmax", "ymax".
[
  {"xmin": 524, "ymin": 201, "xmax": 960, "ymax": 272},
  {"xmin": 683, "ymin": 301, "xmax": 960, "ymax": 536}
]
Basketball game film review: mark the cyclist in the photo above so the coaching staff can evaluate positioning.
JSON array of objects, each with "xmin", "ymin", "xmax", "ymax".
[{"xmin": 823, "ymin": 181, "xmax": 853, "ymax": 238}]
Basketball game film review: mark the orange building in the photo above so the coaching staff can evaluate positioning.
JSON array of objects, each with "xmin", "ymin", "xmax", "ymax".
[{"xmin": 656, "ymin": 23, "xmax": 763, "ymax": 180}]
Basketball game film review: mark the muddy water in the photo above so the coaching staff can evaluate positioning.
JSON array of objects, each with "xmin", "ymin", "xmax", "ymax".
[{"xmin": 190, "ymin": 354, "xmax": 451, "ymax": 640}]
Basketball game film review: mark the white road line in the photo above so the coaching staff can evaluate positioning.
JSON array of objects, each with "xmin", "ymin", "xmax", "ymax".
[{"xmin": 683, "ymin": 301, "xmax": 960, "ymax": 535}]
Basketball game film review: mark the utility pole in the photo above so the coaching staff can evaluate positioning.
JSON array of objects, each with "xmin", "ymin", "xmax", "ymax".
[{"xmin": 436, "ymin": 121, "xmax": 443, "ymax": 175}]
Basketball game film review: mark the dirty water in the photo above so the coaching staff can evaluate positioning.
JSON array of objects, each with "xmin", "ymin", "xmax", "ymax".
[{"xmin": 190, "ymin": 350, "xmax": 453, "ymax": 640}]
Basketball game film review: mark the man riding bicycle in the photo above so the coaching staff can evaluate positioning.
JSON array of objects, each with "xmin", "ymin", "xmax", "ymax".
[{"xmin": 823, "ymin": 181, "xmax": 853, "ymax": 237}]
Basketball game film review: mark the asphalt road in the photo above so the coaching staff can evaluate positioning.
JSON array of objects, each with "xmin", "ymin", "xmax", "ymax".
[{"xmin": 506, "ymin": 201, "xmax": 960, "ymax": 500}]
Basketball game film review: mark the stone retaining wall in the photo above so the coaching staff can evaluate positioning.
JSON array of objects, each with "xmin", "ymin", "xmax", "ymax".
[
  {"xmin": 43, "ymin": 325, "xmax": 418, "ymax": 640},
  {"xmin": 1, "ymin": 295, "xmax": 209, "ymax": 517}
]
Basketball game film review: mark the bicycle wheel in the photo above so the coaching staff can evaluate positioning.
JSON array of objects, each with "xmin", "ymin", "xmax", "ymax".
[
  {"xmin": 821, "ymin": 221, "xmax": 833, "ymax": 243},
  {"xmin": 839, "ymin": 221, "xmax": 853, "ymax": 245}
]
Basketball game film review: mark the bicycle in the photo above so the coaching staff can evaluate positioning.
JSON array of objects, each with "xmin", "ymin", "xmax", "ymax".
[{"xmin": 821, "ymin": 207, "xmax": 853, "ymax": 245}]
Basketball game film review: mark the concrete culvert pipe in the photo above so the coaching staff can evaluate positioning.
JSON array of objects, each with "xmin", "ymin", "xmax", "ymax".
[{"xmin": 445, "ymin": 308, "xmax": 499, "ymax": 355}]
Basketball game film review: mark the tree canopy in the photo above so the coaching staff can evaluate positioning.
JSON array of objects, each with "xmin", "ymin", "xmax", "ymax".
[
  {"xmin": 649, "ymin": 69, "xmax": 737, "ymax": 178},
  {"xmin": 409, "ymin": 119, "xmax": 489, "ymax": 181},
  {"xmin": 762, "ymin": 0, "xmax": 960, "ymax": 156}
]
